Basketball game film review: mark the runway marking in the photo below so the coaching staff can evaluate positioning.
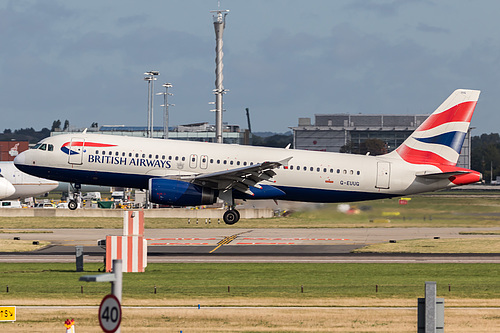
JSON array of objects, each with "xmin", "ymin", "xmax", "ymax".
[
  {"xmin": 237, "ymin": 242, "xmax": 295, "ymax": 245},
  {"xmin": 241, "ymin": 237, "xmax": 351, "ymax": 241},
  {"xmin": 209, "ymin": 231, "xmax": 253, "ymax": 253},
  {"xmin": 150, "ymin": 243, "xmax": 210, "ymax": 246},
  {"xmin": 146, "ymin": 238, "xmax": 217, "ymax": 241}
]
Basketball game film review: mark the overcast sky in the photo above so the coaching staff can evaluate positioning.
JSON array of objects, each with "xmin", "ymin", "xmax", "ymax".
[{"xmin": 0, "ymin": 0, "xmax": 498, "ymax": 135}]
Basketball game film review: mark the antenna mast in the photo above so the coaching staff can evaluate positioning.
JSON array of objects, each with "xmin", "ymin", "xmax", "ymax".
[{"xmin": 210, "ymin": 2, "xmax": 229, "ymax": 144}]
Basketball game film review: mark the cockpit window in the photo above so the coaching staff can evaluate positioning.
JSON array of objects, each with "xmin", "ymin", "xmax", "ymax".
[
  {"xmin": 39, "ymin": 144, "xmax": 47, "ymax": 151},
  {"xmin": 32, "ymin": 143, "xmax": 42, "ymax": 149},
  {"xmin": 48, "ymin": 144, "xmax": 54, "ymax": 151}
]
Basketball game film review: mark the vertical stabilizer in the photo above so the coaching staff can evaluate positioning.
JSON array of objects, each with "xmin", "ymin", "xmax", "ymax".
[{"xmin": 394, "ymin": 89, "xmax": 480, "ymax": 166}]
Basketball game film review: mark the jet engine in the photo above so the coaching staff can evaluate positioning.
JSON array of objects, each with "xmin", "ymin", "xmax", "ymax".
[{"xmin": 149, "ymin": 178, "xmax": 217, "ymax": 206}]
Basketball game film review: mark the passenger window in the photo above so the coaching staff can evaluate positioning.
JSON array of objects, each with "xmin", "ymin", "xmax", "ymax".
[
  {"xmin": 230, "ymin": 161, "xmax": 234, "ymax": 165},
  {"xmin": 155, "ymin": 155, "xmax": 159, "ymax": 159},
  {"xmin": 109, "ymin": 151, "xmax": 112, "ymax": 155},
  {"xmin": 317, "ymin": 168, "xmax": 320, "ymax": 172},
  {"xmin": 357, "ymin": 171, "xmax": 361, "ymax": 175},
  {"xmin": 343, "ymin": 170, "xmax": 347, "ymax": 174},
  {"xmin": 149, "ymin": 154, "xmax": 152, "ymax": 158},
  {"xmin": 243, "ymin": 162, "xmax": 247, "ymax": 166},
  {"xmin": 290, "ymin": 165, "xmax": 294, "ymax": 170},
  {"xmin": 169, "ymin": 156, "xmax": 172, "ymax": 160},
  {"xmin": 181, "ymin": 157, "xmax": 185, "ymax": 161},
  {"xmin": 202, "ymin": 158, "xmax": 206, "ymax": 163},
  {"xmin": 192, "ymin": 157, "xmax": 195, "ymax": 162},
  {"xmin": 162, "ymin": 155, "xmax": 165, "ymax": 159},
  {"xmin": 122, "ymin": 152, "xmax": 125, "ymax": 156},
  {"xmin": 350, "ymin": 170, "xmax": 353, "ymax": 175},
  {"xmin": 303, "ymin": 166, "xmax": 307, "ymax": 171},
  {"xmin": 323, "ymin": 168, "xmax": 326, "ymax": 172},
  {"xmin": 223, "ymin": 160, "xmax": 227, "ymax": 165},
  {"xmin": 175, "ymin": 156, "xmax": 179, "ymax": 161},
  {"xmin": 115, "ymin": 152, "xmax": 119, "ymax": 156},
  {"xmin": 330, "ymin": 169, "xmax": 333, "ymax": 173},
  {"xmin": 236, "ymin": 161, "xmax": 240, "ymax": 166},
  {"xmin": 337, "ymin": 169, "xmax": 340, "ymax": 174},
  {"xmin": 95, "ymin": 150, "xmax": 99, "ymax": 154},
  {"xmin": 210, "ymin": 159, "xmax": 213, "ymax": 163},
  {"xmin": 103, "ymin": 151, "xmax": 106, "ymax": 155},
  {"xmin": 217, "ymin": 160, "xmax": 220, "ymax": 164},
  {"xmin": 135, "ymin": 153, "xmax": 139, "ymax": 157}
]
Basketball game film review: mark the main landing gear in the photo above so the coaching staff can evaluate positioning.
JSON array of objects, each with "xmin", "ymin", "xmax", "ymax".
[
  {"xmin": 220, "ymin": 190, "xmax": 240, "ymax": 225},
  {"xmin": 223, "ymin": 208, "xmax": 240, "ymax": 225},
  {"xmin": 68, "ymin": 183, "xmax": 81, "ymax": 210}
]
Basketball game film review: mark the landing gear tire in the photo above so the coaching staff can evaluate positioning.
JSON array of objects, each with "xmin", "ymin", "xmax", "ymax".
[
  {"xmin": 223, "ymin": 209, "xmax": 240, "ymax": 225},
  {"xmin": 68, "ymin": 200, "xmax": 78, "ymax": 210}
]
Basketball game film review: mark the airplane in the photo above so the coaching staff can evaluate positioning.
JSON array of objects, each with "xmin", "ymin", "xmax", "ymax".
[
  {"xmin": 14, "ymin": 89, "xmax": 482, "ymax": 224},
  {"xmin": 0, "ymin": 174, "xmax": 15, "ymax": 200},
  {"xmin": 0, "ymin": 162, "xmax": 59, "ymax": 200}
]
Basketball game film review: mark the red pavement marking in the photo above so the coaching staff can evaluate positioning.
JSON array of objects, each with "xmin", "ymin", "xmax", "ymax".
[{"xmin": 150, "ymin": 243, "xmax": 210, "ymax": 246}]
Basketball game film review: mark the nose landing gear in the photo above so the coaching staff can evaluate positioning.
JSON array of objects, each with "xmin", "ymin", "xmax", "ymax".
[{"xmin": 68, "ymin": 183, "xmax": 81, "ymax": 210}]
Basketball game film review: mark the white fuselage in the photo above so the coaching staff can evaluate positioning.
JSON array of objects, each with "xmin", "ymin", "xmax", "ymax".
[
  {"xmin": 0, "ymin": 162, "xmax": 59, "ymax": 200},
  {"xmin": 13, "ymin": 133, "xmax": 456, "ymax": 203}
]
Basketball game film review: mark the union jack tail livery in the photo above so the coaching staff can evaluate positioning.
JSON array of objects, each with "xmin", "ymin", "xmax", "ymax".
[{"xmin": 394, "ymin": 89, "xmax": 480, "ymax": 166}]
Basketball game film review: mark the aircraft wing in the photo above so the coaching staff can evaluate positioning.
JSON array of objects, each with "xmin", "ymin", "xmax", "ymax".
[{"xmin": 179, "ymin": 157, "xmax": 292, "ymax": 196}]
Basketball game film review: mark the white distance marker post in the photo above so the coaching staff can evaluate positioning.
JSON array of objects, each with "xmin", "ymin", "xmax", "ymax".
[{"xmin": 99, "ymin": 294, "xmax": 122, "ymax": 333}]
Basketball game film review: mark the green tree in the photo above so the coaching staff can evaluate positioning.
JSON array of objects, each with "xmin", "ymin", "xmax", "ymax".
[
  {"xmin": 51, "ymin": 120, "xmax": 61, "ymax": 132},
  {"xmin": 471, "ymin": 133, "xmax": 500, "ymax": 182}
]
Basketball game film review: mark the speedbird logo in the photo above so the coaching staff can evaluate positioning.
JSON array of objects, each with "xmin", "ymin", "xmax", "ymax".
[{"xmin": 60, "ymin": 141, "xmax": 117, "ymax": 155}]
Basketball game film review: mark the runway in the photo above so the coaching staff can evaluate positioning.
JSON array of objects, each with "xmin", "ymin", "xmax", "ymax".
[{"xmin": 1, "ymin": 227, "xmax": 499, "ymax": 263}]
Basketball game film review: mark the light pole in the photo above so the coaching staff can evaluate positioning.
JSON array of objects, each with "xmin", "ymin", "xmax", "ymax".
[
  {"xmin": 144, "ymin": 71, "xmax": 159, "ymax": 138},
  {"xmin": 156, "ymin": 83, "xmax": 174, "ymax": 139}
]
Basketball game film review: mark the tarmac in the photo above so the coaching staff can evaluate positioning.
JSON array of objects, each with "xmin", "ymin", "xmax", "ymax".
[{"xmin": 1, "ymin": 227, "xmax": 499, "ymax": 263}]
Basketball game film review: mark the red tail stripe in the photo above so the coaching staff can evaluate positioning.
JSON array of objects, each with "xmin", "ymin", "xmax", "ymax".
[
  {"xmin": 417, "ymin": 101, "xmax": 476, "ymax": 131},
  {"xmin": 396, "ymin": 144, "xmax": 454, "ymax": 166}
]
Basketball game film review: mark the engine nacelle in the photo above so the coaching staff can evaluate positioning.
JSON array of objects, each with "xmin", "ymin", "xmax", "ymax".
[{"xmin": 149, "ymin": 178, "xmax": 217, "ymax": 206}]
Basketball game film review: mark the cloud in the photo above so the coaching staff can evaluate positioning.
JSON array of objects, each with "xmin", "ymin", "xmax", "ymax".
[
  {"xmin": 416, "ymin": 23, "xmax": 449, "ymax": 34},
  {"xmin": 344, "ymin": 0, "xmax": 423, "ymax": 17}
]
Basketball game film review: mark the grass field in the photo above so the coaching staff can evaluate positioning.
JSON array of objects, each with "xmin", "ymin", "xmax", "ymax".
[
  {"xmin": 2, "ymin": 194, "xmax": 500, "ymax": 229},
  {"xmin": 1, "ymin": 263, "xmax": 500, "ymax": 302},
  {"xmin": 354, "ymin": 237, "xmax": 500, "ymax": 253},
  {"xmin": 1, "ymin": 262, "xmax": 500, "ymax": 332}
]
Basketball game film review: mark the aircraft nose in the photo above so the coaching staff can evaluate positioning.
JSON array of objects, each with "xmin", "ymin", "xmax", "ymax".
[
  {"xmin": 13, "ymin": 151, "xmax": 26, "ymax": 166},
  {"xmin": 0, "ymin": 178, "xmax": 15, "ymax": 199}
]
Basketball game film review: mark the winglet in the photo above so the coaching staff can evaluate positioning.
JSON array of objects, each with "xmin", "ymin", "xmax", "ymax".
[{"xmin": 278, "ymin": 156, "xmax": 293, "ymax": 168}]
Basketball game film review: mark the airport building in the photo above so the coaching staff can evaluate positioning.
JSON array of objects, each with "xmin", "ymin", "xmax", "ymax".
[
  {"xmin": 0, "ymin": 141, "xmax": 29, "ymax": 161},
  {"xmin": 292, "ymin": 114, "xmax": 472, "ymax": 169},
  {"xmin": 51, "ymin": 122, "xmax": 251, "ymax": 145}
]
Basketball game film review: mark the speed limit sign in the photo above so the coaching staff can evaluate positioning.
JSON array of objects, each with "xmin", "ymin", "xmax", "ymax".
[{"xmin": 99, "ymin": 294, "xmax": 122, "ymax": 332}]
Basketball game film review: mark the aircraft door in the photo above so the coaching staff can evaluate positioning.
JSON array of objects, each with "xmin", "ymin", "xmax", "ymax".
[
  {"xmin": 375, "ymin": 161, "xmax": 391, "ymax": 189},
  {"xmin": 200, "ymin": 155, "xmax": 208, "ymax": 169},
  {"xmin": 189, "ymin": 154, "xmax": 198, "ymax": 169},
  {"xmin": 68, "ymin": 138, "xmax": 85, "ymax": 165}
]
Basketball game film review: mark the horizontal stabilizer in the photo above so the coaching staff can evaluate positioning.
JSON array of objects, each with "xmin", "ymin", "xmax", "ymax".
[{"xmin": 415, "ymin": 170, "xmax": 470, "ymax": 179}]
